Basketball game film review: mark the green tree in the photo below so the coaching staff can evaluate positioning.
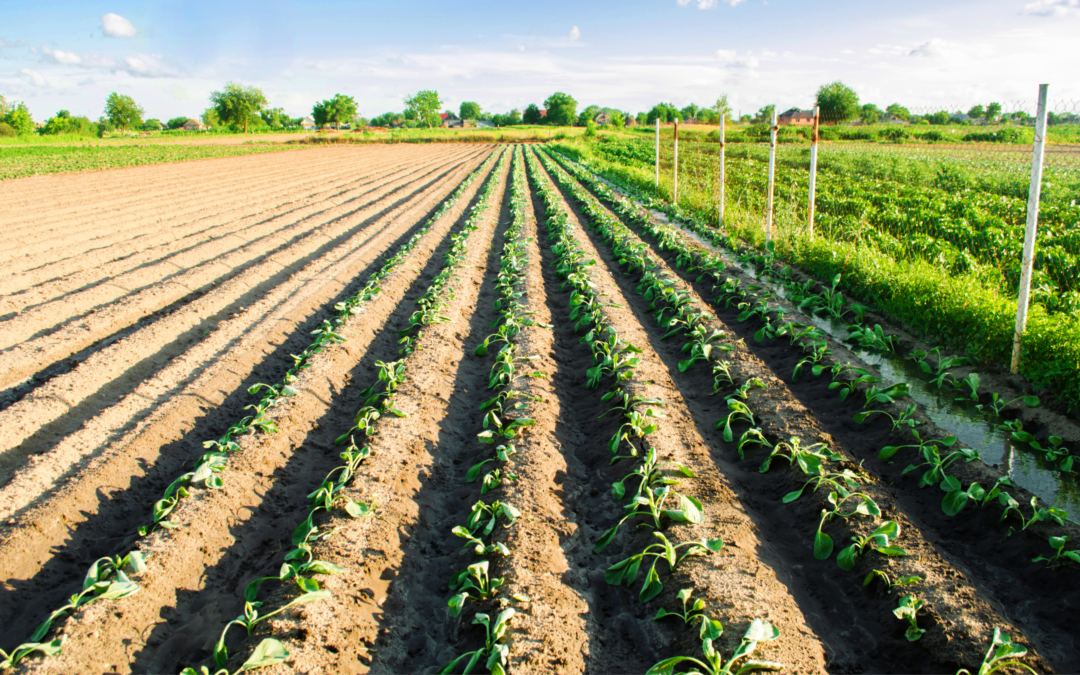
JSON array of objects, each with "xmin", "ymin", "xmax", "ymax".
[
  {"xmin": 756, "ymin": 104, "xmax": 776, "ymax": 123},
  {"xmin": 166, "ymin": 116, "xmax": 189, "ymax": 130},
  {"xmin": 885, "ymin": 103, "xmax": 910, "ymax": 121},
  {"xmin": 860, "ymin": 103, "xmax": 883, "ymax": 124},
  {"xmin": 404, "ymin": 90, "xmax": 442, "ymax": 128},
  {"xmin": 928, "ymin": 110, "xmax": 950, "ymax": 125},
  {"xmin": 635, "ymin": 112, "xmax": 648, "ymax": 125},
  {"xmin": 507, "ymin": 108, "xmax": 521, "ymax": 125},
  {"xmin": 459, "ymin": 101, "xmax": 482, "ymax": 120},
  {"xmin": 313, "ymin": 94, "xmax": 358, "ymax": 129},
  {"xmin": 522, "ymin": 104, "xmax": 542, "ymax": 125},
  {"xmin": 105, "ymin": 92, "xmax": 144, "ymax": 134},
  {"xmin": 201, "ymin": 108, "xmax": 221, "ymax": 128},
  {"xmin": 680, "ymin": 103, "xmax": 700, "ymax": 121},
  {"xmin": 4, "ymin": 102, "xmax": 35, "ymax": 135},
  {"xmin": 143, "ymin": 118, "xmax": 162, "ymax": 131},
  {"xmin": 968, "ymin": 104, "xmax": 986, "ymax": 119},
  {"xmin": 261, "ymin": 107, "xmax": 289, "ymax": 128},
  {"xmin": 986, "ymin": 102, "xmax": 1002, "ymax": 122},
  {"xmin": 646, "ymin": 103, "xmax": 681, "ymax": 125},
  {"xmin": 815, "ymin": 81, "xmax": 860, "ymax": 123},
  {"xmin": 543, "ymin": 92, "xmax": 578, "ymax": 126},
  {"xmin": 210, "ymin": 82, "xmax": 268, "ymax": 133},
  {"xmin": 610, "ymin": 111, "xmax": 625, "ymax": 129},
  {"xmin": 711, "ymin": 94, "xmax": 732, "ymax": 123},
  {"xmin": 577, "ymin": 104, "xmax": 602, "ymax": 126}
]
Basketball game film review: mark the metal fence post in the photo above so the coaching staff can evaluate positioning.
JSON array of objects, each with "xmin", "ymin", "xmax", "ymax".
[
  {"xmin": 718, "ymin": 114, "xmax": 726, "ymax": 228},
  {"xmin": 655, "ymin": 118, "xmax": 660, "ymax": 187},
  {"xmin": 808, "ymin": 106, "xmax": 819, "ymax": 237},
  {"xmin": 765, "ymin": 109, "xmax": 777, "ymax": 243},
  {"xmin": 1011, "ymin": 84, "xmax": 1050, "ymax": 373},
  {"xmin": 673, "ymin": 120, "xmax": 679, "ymax": 205}
]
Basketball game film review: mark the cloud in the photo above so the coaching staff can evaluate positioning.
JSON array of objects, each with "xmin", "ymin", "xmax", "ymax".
[
  {"xmin": 676, "ymin": 0, "xmax": 746, "ymax": 7},
  {"xmin": 569, "ymin": 26, "xmax": 580, "ymax": 41},
  {"xmin": 42, "ymin": 46, "xmax": 82, "ymax": 65},
  {"xmin": 101, "ymin": 13, "xmax": 137, "ymax": 38},
  {"xmin": 20, "ymin": 68, "xmax": 46, "ymax": 86},
  {"xmin": 1022, "ymin": 0, "xmax": 1080, "ymax": 15},
  {"xmin": 714, "ymin": 49, "xmax": 758, "ymax": 68},
  {"xmin": 907, "ymin": 38, "xmax": 953, "ymax": 57}
]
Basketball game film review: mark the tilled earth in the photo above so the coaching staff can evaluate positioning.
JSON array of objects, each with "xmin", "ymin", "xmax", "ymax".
[{"xmin": 0, "ymin": 143, "xmax": 1071, "ymax": 674}]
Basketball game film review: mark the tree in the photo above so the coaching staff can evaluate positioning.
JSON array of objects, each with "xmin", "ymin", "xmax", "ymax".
[
  {"xmin": 507, "ymin": 108, "xmax": 521, "ymax": 125},
  {"xmin": 646, "ymin": 103, "xmax": 681, "ymax": 125},
  {"xmin": 815, "ymin": 81, "xmax": 860, "ymax": 123},
  {"xmin": 680, "ymin": 103, "xmax": 700, "ymax": 121},
  {"xmin": 459, "ymin": 101, "xmax": 482, "ymax": 120},
  {"xmin": 523, "ymin": 104, "xmax": 542, "ymax": 125},
  {"xmin": 543, "ymin": 92, "xmax": 578, "ymax": 126},
  {"xmin": 42, "ymin": 110, "xmax": 97, "ymax": 137},
  {"xmin": 577, "ymin": 104, "xmax": 601, "ymax": 127},
  {"xmin": 986, "ymin": 102, "xmax": 1002, "ymax": 122},
  {"xmin": 928, "ymin": 110, "xmax": 950, "ymax": 125},
  {"xmin": 166, "ymin": 116, "xmax": 189, "ymax": 130},
  {"xmin": 968, "ymin": 104, "xmax": 986, "ymax": 119},
  {"xmin": 610, "ymin": 111, "xmax": 624, "ymax": 129},
  {"xmin": 105, "ymin": 92, "xmax": 144, "ymax": 134},
  {"xmin": 711, "ymin": 94, "xmax": 733, "ymax": 123},
  {"xmin": 860, "ymin": 103, "xmax": 883, "ymax": 124},
  {"xmin": 756, "ymin": 105, "xmax": 776, "ymax": 123},
  {"xmin": 210, "ymin": 82, "xmax": 268, "ymax": 133},
  {"xmin": 143, "ymin": 118, "xmax": 162, "ymax": 131},
  {"xmin": 635, "ymin": 112, "xmax": 648, "ymax": 126},
  {"xmin": 404, "ymin": 90, "xmax": 442, "ymax": 128},
  {"xmin": 202, "ymin": 108, "xmax": 221, "ymax": 128},
  {"xmin": 0, "ymin": 94, "xmax": 8, "ymax": 118},
  {"xmin": 3, "ymin": 102, "xmax": 34, "ymax": 135},
  {"xmin": 313, "ymin": 94, "xmax": 358, "ymax": 129},
  {"xmin": 885, "ymin": 104, "xmax": 910, "ymax": 121},
  {"xmin": 261, "ymin": 107, "xmax": 289, "ymax": 128}
]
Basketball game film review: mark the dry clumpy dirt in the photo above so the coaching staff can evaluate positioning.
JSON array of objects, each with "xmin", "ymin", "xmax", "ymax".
[{"xmin": 0, "ymin": 143, "xmax": 1064, "ymax": 675}]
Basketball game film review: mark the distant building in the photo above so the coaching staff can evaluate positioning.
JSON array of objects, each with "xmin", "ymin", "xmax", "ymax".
[
  {"xmin": 777, "ymin": 108, "xmax": 815, "ymax": 126},
  {"xmin": 181, "ymin": 119, "xmax": 207, "ymax": 131},
  {"xmin": 300, "ymin": 117, "xmax": 316, "ymax": 131},
  {"xmin": 625, "ymin": 116, "xmax": 638, "ymax": 127},
  {"xmin": 594, "ymin": 113, "xmax": 612, "ymax": 125},
  {"xmin": 881, "ymin": 114, "xmax": 908, "ymax": 124},
  {"xmin": 440, "ymin": 112, "xmax": 463, "ymax": 128},
  {"xmin": 950, "ymin": 112, "xmax": 973, "ymax": 123},
  {"xmin": 475, "ymin": 119, "xmax": 495, "ymax": 128}
]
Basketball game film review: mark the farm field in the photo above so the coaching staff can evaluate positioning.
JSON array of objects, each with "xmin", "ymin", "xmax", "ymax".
[{"xmin": 2, "ymin": 143, "xmax": 1079, "ymax": 675}]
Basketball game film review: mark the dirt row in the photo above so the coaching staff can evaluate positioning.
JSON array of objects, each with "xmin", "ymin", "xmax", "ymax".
[
  {"xmin": 0, "ymin": 146, "xmax": 497, "ymax": 667},
  {"xmin": 1, "ymin": 144, "xmax": 1064, "ymax": 674}
]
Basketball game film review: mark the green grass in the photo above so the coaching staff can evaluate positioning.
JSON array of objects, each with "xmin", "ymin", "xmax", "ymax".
[{"xmin": 0, "ymin": 143, "xmax": 304, "ymax": 180}]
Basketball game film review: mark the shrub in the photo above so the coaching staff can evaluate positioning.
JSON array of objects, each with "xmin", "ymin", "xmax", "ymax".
[
  {"xmin": 880, "ymin": 127, "xmax": 908, "ymax": 143},
  {"xmin": 915, "ymin": 130, "xmax": 945, "ymax": 142},
  {"xmin": 0, "ymin": 122, "xmax": 15, "ymax": 137}
]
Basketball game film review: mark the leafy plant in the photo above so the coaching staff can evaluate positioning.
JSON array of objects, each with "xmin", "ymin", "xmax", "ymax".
[
  {"xmin": 814, "ymin": 489, "xmax": 881, "ymax": 561},
  {"xmin": 448, "ymin": 561, "xmax": 507, "ymax": 617},
  {"xmin": 438, "ymin": 609, "xmax": 515, "ymax": 675},
  {"xmin": 1032, "ymin": 535, "xmax": 1080, "ymax": 566},
  {"xmin": 893, "ymin": 594, "xmax": 928, "ymax": 642},
  {"xmin": 606, "ymin": 533, "xmax": 723, "ymax": 603},
  {"xmin": 955, "ymin": 628, "xmax": 1037, "ymax": 675},
  {"xmin": 717, "ymin": 399, "xmax": 756, "ymax": 443},
  {"xmin": 836, "ymin": 521, "xmax": 906, "ymax": 570},
  {"xmin": 653, "ymin": 587, "xmax": 707, "ymax": 626},
  {"xmin": 646, "ymin": 618, "xmax": 782, "ymax": 675},
  {"xmin": 213, "ymin": 592, "xmax": 330, "ymax": 668}
]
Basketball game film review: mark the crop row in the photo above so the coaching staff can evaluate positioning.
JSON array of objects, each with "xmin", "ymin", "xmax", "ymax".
[
  {"xmin": 0, "ymin": 150, "xmax": 501, "ymax": 672},
  {"xmin": 539, "ymin": 146, "xmax": 1059, "ymax": 672}
]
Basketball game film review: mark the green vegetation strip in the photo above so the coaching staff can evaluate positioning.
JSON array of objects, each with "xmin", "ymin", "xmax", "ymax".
[
  {"xmin": 0, "ymin": 151, "xmax": 497, "ymax": 672},
  {"xmin": 0, "ymin": 143, "xmax": 303, "ymax": 180},
  {"xmin": 552, "ymin": 139, "xmax": 1080, "ymax": 412}
]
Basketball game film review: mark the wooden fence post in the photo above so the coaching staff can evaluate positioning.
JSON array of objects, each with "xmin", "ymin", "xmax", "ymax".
[
  {"xmin": 765, "ymin": 109, "xmax": 777, "ymax": 243},
  {"xmin": 808, "ymin": 106, "xmax": 820, "ymax": 237},
  {"xmin": 718, "ymin": 114, "xmax": 726, "ymax": 227}
]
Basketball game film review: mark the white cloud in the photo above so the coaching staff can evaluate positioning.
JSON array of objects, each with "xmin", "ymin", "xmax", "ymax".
[
  {"xmin": 569, "ymin": 26, "xmax": 580, "ymax": 41},
  {"xmin": 676, "ymin": 0, "xmax": 746, "ymax": 7},
  {"xmin": 907, "ymin": 38, "xmax": 953, "ymax": 57},
  {"xmin": 101, "ymin": 13, "xmax": 137, "ymax": 38},
  {"xmin": 714, "ymin": 49, "xmax": 758, "ymax": 68},
  {"xmin": 20, "ymin": 68, "xmax": 46, "ymax": 86},
  {"xmin": 42, "ymin": 47, "xmax": 82, "ymax": 65},
  {"xmin": 1022, "ymin": 0, "xmax": 1080, "ymax": 15}
]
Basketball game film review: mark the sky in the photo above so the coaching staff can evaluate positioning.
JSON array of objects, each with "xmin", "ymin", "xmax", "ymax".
[{"xmin": 1, "ymin": 0, "xmax": 1079, "ymax": 123}]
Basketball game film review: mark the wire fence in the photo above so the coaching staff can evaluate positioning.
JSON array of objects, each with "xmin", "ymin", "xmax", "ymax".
[{"xmin": 646, "ymin": 97, "xmax": 1080, "ymax": 329}]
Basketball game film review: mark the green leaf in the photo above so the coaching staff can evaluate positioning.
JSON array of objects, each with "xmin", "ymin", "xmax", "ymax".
[
  {"xmin": 240, "ymin": 639, "xmax": 289, "ymax": 670},
  {"xmin": 814, "ymin": 530, "xmax": 833, "ymax": 560},
  {"xmin": 837, "ymin": 545, "xmax": 858, "ymax": 570},
  {"xmin": 873, "ymin": 546, "xmax": 907, "ymax": 557},
  {"xmin": 639, "ymin": 564, "xmax": 664, "ymax": 603},
  {"xmin": 942, "ymin": 489, "xmax": 970, "ymax": 516},
  {"xmin": 98, "ymin": 580, "xmax": 140, "ymax": 600}
]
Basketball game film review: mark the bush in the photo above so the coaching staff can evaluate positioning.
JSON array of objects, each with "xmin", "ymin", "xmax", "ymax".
[
  {"xmin": 880, "ymin": 127, "xmax": 908, "ymax": 143},
  {"xmin": 961, "ymin": 128, "xmax": 1024, "ymax": 143},
  {"xmin": 915, "ymin": 130, "xmax": 945, "ymax": 142},
  {"xmin": 0, "ymin": 122, "xmax": 15, "ymax": 137}
]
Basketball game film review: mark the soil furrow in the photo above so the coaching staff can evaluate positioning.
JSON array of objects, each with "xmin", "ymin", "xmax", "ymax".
[{"xmin": 1, "ymin": 151, "xmax": 498, "ymax": 668}]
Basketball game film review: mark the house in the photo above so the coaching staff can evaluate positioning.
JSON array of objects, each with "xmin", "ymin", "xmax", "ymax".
[
  {"xmin": 881, "ymin": 114, "xmax": 908, "ymax": 124},
  {"xmin": 625, "ymin": 116, "xmax": 638, "ymax": 127},
  {"xmin": 181, "ymin": 119, "xmax": 207, "ymax": 131},
  {"xmin": 475, "ymin": 120, "xmax": 495, "ymax": 128},
  {"xmin": 950, "ymin": 112, "xmax": 972, "ymax": 124},
  {"xmin": 777, "ymin": 108, "xmax": 815, "ymax": 126},
  {"xmin": 440, "ymin": 112, "xmax": 463, "ymax": 128},
  {"xmin": 594, "ymin": 113, "xmax": 612, "ymax": 125},
  {"xmin": 539, "ymin": 109, "xmax": 547, "ymax": 119},
  {"xmin": 300, "ymin": 117, "xmax": 316, "ymax": 131}
]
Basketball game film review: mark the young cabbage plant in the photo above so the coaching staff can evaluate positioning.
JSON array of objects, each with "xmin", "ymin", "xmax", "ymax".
[
  {"xmin": 1000, "ymin": 495, "xmax": 1068, "ymax": 537},
  {"xmin": 954, "ymin": 373, "xmax": 981, "ymax": 402},
  {"xmin": 438, "ymin": 609, "xmax": 515, "ymax": 675},
  {"xmin": 829, "ymin": 368, "xmax": 880, "ymax": 402},
  {"xmin": 213, "ymin": 592, "xmax": 330, "ymax": 668},
  {"xmin": 854, "ymin": 403, "xmax": 920, "ymax": 431},
  {"xmin": 1032, "ymin": 535, "xmax": 1080, "ymax": 566},
  {"xmin": 653, "ymin": 587, "xmax": 706, "ymax": 626},
  {"xmin": 814, "ymin": 490, "xmax": 882, "ymax": 561},
  {"xmin": 792, "ymin": 341, "xmax": 831, "ymax": 381},
  {"xmin": 1010, "ymin": 431, "xmax": 1074, "ymax": 473},
  {"xmin": 892, "ymin": 594, "xmax": 928, "ymax": 642},
  {"xmin": 862, "ymin": 382, "xmax": 910, "ymax": 410},
  {"xmin": 845, "ymin": 323, "xmax": 895, "ymax": 352},
  {"xmin": 180, "ymin": 638, "xmax": 290, "ymax": 675},
  {"xmin": 976, "ymin": 392, "xmax": 1040, "ymax": 416},
  {"xmin": 606, "ymin": 533, "xmax": 723, "ymax": 603},
  {"xmin": 899, "ymin": 437, "xmax": 977, "ymax": 489},
  {"xmin": 783, "ymin": 469, "xmax": 867, "ymax": 504},
  {"xmin": 465, "ymin": 500, "xmax": 521, "ymax": 538},
  {"xmin": 646, "ymin": 618, "xmax": 782, "ymax": 675},
  {"xmin": 679, "ymin": 326, "xmax": 726, "ymax": 372},
  {"xmin": 717, "ymin": 399, "xmax": 756, "ymax": 443},
  {"xmin": 0, "ymin": 639, "xmax": 63, "ymax": 670},
  {"xmin": 836, "ymin": 521, "xmax": 907, "ymax": 570},
  {"xmin": 448, "ymin": 560, "xmax": 507, "ymax": 617},
  {"xmin": 955, "ymin": 628, "xmax": 1038, "ymax": 675},
  {"xmin": 863, "ymin": 570, "xmax": 921, "ymax": 592}
]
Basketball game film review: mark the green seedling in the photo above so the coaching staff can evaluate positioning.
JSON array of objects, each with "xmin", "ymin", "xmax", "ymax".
[
  {"xmin": 783, "ymin": 469, "xmax": 866, "ymax": 504},
  {"xmin": 438, "ymin": 609, "xmax": 515, "ymax": 675},
  {"xmin": 955, "ymin": 373, "xmax": 981, "ymax": 402},
  {"xmin": 465, "ymin": 500, "xmax": 521, "ymax": 538},
  {"xmin": 180, "ymin": 638, "xmax": 290, "ymax": 675},
  {"xmin": 1010, "ymin": 431, "xmax": 1074, "ymax": 473},
  {"xmin": 717, "ymin": 399, "xmax": 756, "ymax": 443},
  {"xmin": 738, "ymin": 431, "xmax": 840, "ymax": 475},
  {"xmin": 710, "ymin": 361, "xmax": 736, "ymax": 394},
  {"xmin": 214, "ymin": 592, "xmax": 329, "ymax": 668},
  {"xmin": 863, "ymin": 570, "xmax": 921, "ymax": 591},
  {"xmin": 792, "ymin": 341, "xmax": 831, "ymax": 380},
  {"xmin": 646, "ymin": 618, "xmax": 782, "ymax": 675},
  {"xmin": 815, "ymin": 490, "xmax": 882, "ymax": 561},
  {"xmin": 855, "ymin": 403, "xmax": 920, "ymax": 431},
  {"xmin": 836, "ymin": 521, "xmax": 907, "ymax": 570},
  {"xmin": 956, "ymin": 628, "xmax": 1037, "ymax": 675},
  {"xmin": 1000, "ymin": 495, "xmax": 1068, "ymax": 536},
  {"xmin": 846, "ymin": 323, "xmax": 895, "ymax": 352},
  {"xmin": 0, "ymin": 639, "xmax": 63, "ymax": 670},
  {"xmin": 862, "ymin": 382, "xmax": 910, "ymax": 409},
  {"xmin": 829, "ymin": 368, "xmax": 879, "ymax": 402},
  {"xmin": 1032, "ymin": 535, "xmax": 1080, "ymax": 566},
  {"xmin": 606, "ymin": 533, "xmax": 723, "ymax": 603},
  {"xmin": 679, "ymin": 326, "xmax": 726, "ymax": 372},
  {"xmin": 653, "ymin": 587, "xmax": 706, "ymax": 626},
  {"xmin": 912, "ymin": 349, "xmax": 967, "ymax": 389},
  {"xmin": 976, "ymin": 393, "xmax": 1040, "ymax": 416},
  {"xmin": 893, "ymin": 594, "xmax": 928, "ymax": 642},
  {"xmin": 900, "ymin": 437, "xmax": 977, "ymax": 489},
  {"xmin": 448, "ymin": 561, "xmax": 507, "ymax": 617},
  {"xmin": 608, "ymin": 408, "xmax": 666, "ymax": 459},
  {"xmin": 466, "ymin": 444, "xmax": 517, "ymax": 483},
  {"xmin": 452, "ymin": 524, "xmax": 511, "ymax": 556},
  {"xmin": 729, "ymin": 377, "xmax": 767, "ymax": 401}
]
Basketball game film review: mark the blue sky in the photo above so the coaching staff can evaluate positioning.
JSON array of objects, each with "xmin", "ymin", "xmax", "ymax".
[{"xmin": 1, "ymin": 0, "xmax": 1078, "ymax": 122}]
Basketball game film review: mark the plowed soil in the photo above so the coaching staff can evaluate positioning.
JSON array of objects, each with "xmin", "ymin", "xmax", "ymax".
[{"xmin": 0, "ymin": 144, "xmax": 1068, "ymax": 675}]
